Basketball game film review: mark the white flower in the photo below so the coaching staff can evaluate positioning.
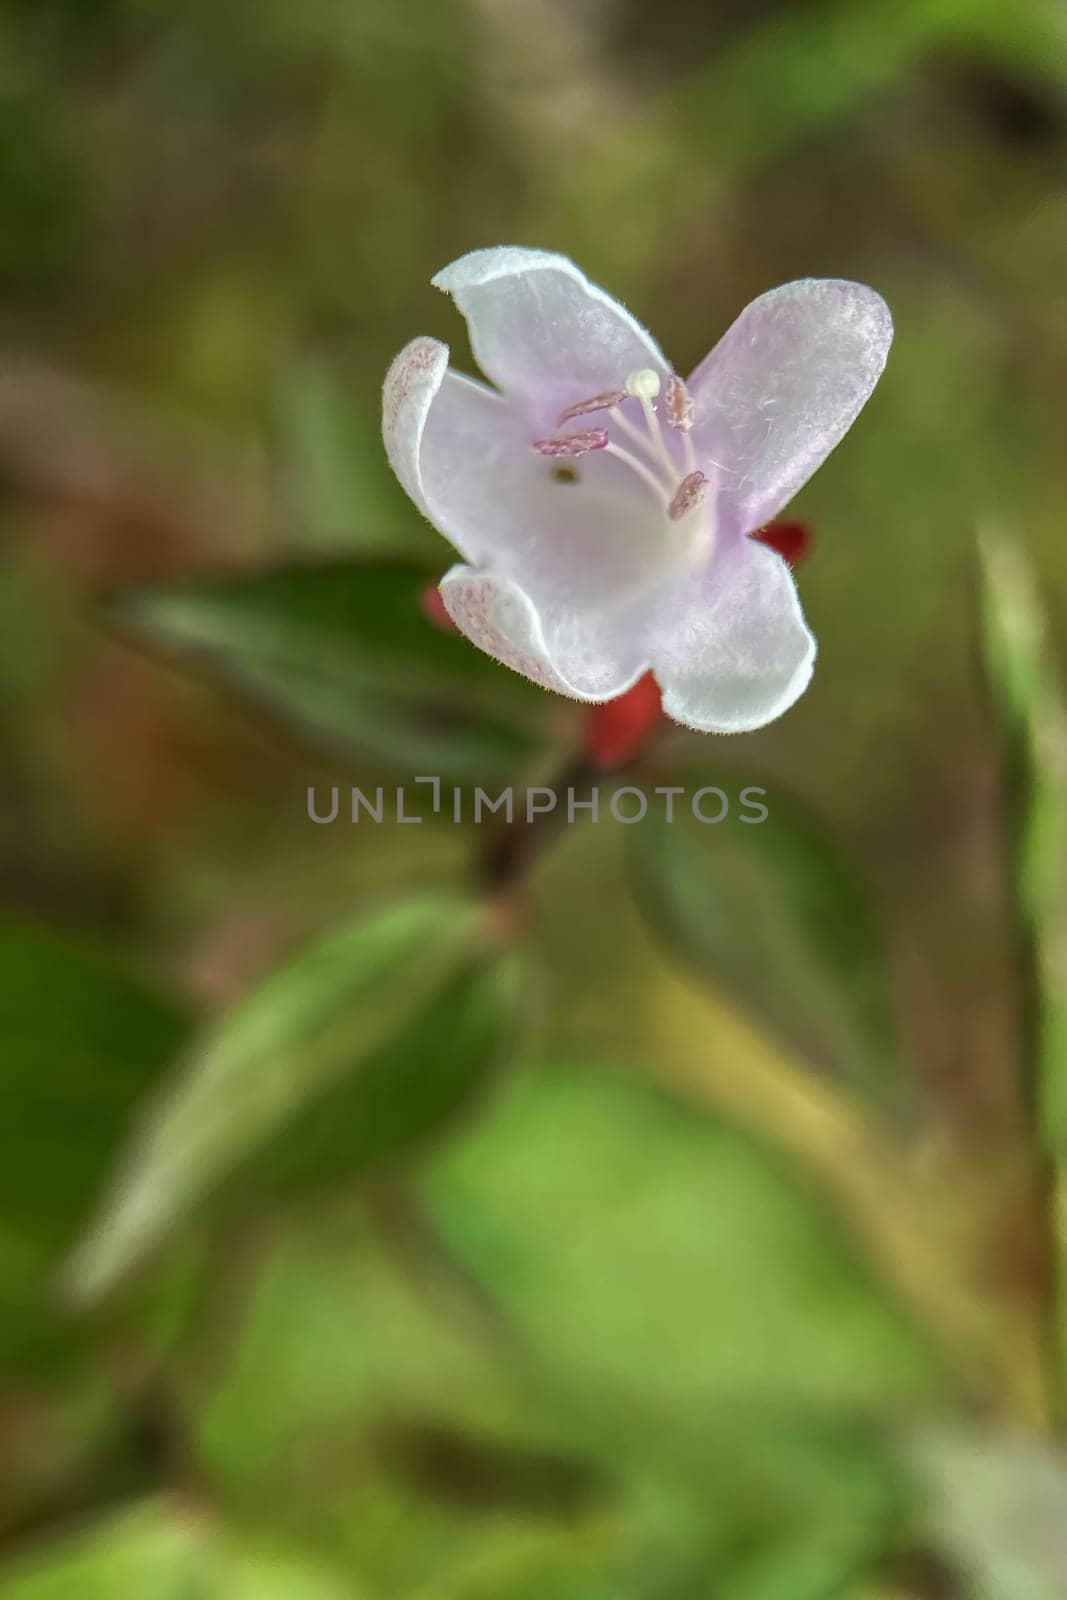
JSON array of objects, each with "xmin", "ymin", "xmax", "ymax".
[{"xmin": 383, "ymin": 247, "xmax": 892, "ymax": 733}]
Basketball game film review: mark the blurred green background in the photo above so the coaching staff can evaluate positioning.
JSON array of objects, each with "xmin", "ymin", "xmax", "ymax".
[{"xmin": 2, "ymin": 0, "xmax": 1067, "ymax": 1595}]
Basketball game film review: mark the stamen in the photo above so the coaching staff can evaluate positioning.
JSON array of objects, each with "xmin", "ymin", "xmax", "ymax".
[
  {"xmin": 664, "ymin": 376, "xmax": 693, "ymax": 433},
  {"xmin": 533, "ymin": 428, "xmax": 609, "ymax": 458},
  {"xmin": 667, "ymin": 470, "xmax": 709, "ymax": 522},
  {"xmin": 625, "ymin": 369, "xmax": 661, "ymax": 401},
  {"xmin": 557, "ymin": 389, "xmax": 627, "ymax": 425},
  {"xmin": 604, "ymin": 441, "xmax": 675, "ymax": 503},
  {"xmin": 609, "ymin": 402, "xmax": 662, "ymax": 459}
]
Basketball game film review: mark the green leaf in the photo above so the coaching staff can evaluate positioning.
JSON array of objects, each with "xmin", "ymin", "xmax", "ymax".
[
  {"xmin": 0, "ymin": 916, "xmax": 188, "ymax": 1369},
  {"xmin": 196, "ymin": 1192, "xmax": 894, "ymax": 1600},
  {"xmin": 103, "ymin": 559, "xmax": 558, "ymax": 781},
  {"xmin": 0, "ymin": 1500, "xmax": 210, "ymax": 1600},
  {"xmin": 0, "ymin": 1499, "xmax": 361, "ymax": 1600},
  {"xmin": 256, "ymin": 951, "xmax": 523, "ymax": 1196},
  {"xmin": 419, "ymin": 1065, "xmax": 937, "ymax": 1593},
  {"xmin": 423, "ymin": 1065, "xmax": 937, "ymax": 1422},
  {"xmin": 628, "ymin": 789, "xmax": 899, "ymax": 1098},
  {"xmin": 978, "ymin": 531, "xmax": 1067, "ymax": 1145},
  {"xmin": 912, "ymin": 1426, "xmax": 1067, "ymax": 1600},
  {"xmin": 64, "ymin": 895, "xmax": 520, "ymax": 1303},
  {"xmin": 277, "ymin": 357, "xmax": 425, "ymax": 555},
  {"xmin": 195, "ymin": 1206, "xmax": 604, "ymax": 1531}
]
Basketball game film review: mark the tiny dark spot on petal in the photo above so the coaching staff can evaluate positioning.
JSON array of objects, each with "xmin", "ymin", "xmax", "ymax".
[{"xmin": 551, "ymin": 464, "xmax": 579, "ymax": 485}]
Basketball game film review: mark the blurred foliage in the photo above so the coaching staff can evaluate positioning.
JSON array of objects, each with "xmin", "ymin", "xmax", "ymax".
[
  {"xmin": 629, "ymin": 785, "xmax": 902, "ymax": 1106},
  {"xmin": 102, "ymin": 560, "xmax": 558, "ymax": 780},
  {"xmin": 0, "ymin": 915, "xmax": 187, "ymax": 1371},
  {"xmin": 1, "ymin": 0, "xmax": 1067, "ymax": 1595}
]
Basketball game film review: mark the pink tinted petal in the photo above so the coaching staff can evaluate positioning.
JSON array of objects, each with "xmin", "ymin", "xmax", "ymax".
[
  {"xmin": 383, "ymin": 336, "xmax": 515, "ymax": 563},
  {"xmin": 432, "ymin": 247, "xmax": 668, "ymax": 420},
  {"xmin": 439, "ymin": 564, "xmax": 650, "ymax": 702},
  {"xmin": 651, "ymin": 539, "xmax": 816, "ymax": 733},
  {"xmin": 687, "ymin": 279, "xmax": 892, "ymax": 532},
  {"xmin": 382, "ymin": 336, "xmax": 449, "ymax": 517}
]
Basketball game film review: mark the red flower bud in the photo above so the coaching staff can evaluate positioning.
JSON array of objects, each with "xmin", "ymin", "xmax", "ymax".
[
  {"xmin": 751, "ymin": 520, "xmax": 813, "ymax": 567},
  {"xmin": 584, "ymin": 671, "xmax": 664, "ymax": 769},
  {"xmin": 420, "ymin": 581, "xmax": 457, "ymax": 632}
]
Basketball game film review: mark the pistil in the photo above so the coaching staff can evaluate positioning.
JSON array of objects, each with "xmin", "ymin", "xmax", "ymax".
[{"xmin": 623, "ymin": 368, "xmax": 678, "ymax": 481}]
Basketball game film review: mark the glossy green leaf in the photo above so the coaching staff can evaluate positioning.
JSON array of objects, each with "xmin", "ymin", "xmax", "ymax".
[
  {"xmin": 103, "ymin": 559, "xmax": 557, "ymax": 781},
  {"xmin": 628, "ymin": 790, "xmax": 899, "ymax": 1097},
  {"xmin": 0, "ymin": 917, "xmax": 188, "ymax": 1368},
  {"xmin": 978, "ymin": 531, "xmax": 1067, "ymax": 1145},
  {"xmin": 65, "ymin": 894, "xmax": 517, "ymax": 1303}
]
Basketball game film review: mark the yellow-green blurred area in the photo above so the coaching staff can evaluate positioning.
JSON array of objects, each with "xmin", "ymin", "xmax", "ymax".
[{"xmin": 2, "ymin": 0, "xmax": 1067, "ymax": 1595}]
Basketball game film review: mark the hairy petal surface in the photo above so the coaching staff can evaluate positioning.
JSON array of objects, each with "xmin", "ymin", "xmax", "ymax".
[
  {"xmin": 652, "ymin": 538, "xmax": 816, "ymax": 733},
  {"xmin": 687, "ymin": 279, "xmax": 892, "ymax": 532},
  {"xmin": 439, "ymin": 565, "xmax": 652, "ymax": 702},
  {"xmin": 432, "ymin": 247, "xmax": 668, "ymax": 423}
]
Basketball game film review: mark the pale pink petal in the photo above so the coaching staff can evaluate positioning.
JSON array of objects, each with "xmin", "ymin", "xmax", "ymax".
[
  {"xmin": 383, "ymin": 336, "xmax": 495, "ymax": 562},
  {"xmin": 687, "ymin": 279, "xmax": 892, "ymax": 532},
  {"xmin": 432, "ymin": 247, "xmax": 668, "ymax": 423},
  {"xmin": 382, "ymin": 336, "xmax": 449, "ymax": 511},
  {"xmin": 439, "ymin": 564, "xmax": 651, "ymax": 702},
  {"xmin": 651, "ymin": 538, "xmax": 816, "ymax": 733},
  {"xmin": 384, "ymin": 336, "xmax": 680, "ymax": 604}
]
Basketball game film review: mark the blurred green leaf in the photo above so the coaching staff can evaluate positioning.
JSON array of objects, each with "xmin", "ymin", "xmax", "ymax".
[
  {"xmin": 978, "ymin": 530, "xmax": 1067, "ymax": 1145},
  {"xmin": 257, "ymin": 950, "xmax": 523, "ymax": 1196},
  {"xmin": 912, "ymin": 1426, "xmax": 1067, "ymax": 1600},
  {"xmin": 423, "ymin": 1064, "xmax": 936, "ymax": 1424},
  {"xmin": 277, "ymin": 358, "xmax": 422, "ymax": 554},
  {"xmin": 0, "ymin": 1497, "xmax": 360, "ymax": 1600},
  {"xmin": 0, "ymin": 1499, "xmax": 209, "ymax": 1600},
  {"xmin": 64, "ymin": 895, "xmax": 518, "ymax": 1303},
  {"xmin": 0, "ymin": 916, "xmax": 187, "ymax": 1369},
  {"xmin": 196, "ymin": 1184, "xmax": 897, "ymax": 1600},
  {"xmin": 628, "ymin": 790, "xmax": 899, "ymax": 1098},
  {"xmin": 103, "ymin": 560, "xmax": 558, "ymax": 781},
  {"xmin": 196, "ymin": 1205, "xmax": 587, "ymax": 1509},
  {"xmin": 419, "ymin": 1065, "xmax": 936, "ymax": 1593}
]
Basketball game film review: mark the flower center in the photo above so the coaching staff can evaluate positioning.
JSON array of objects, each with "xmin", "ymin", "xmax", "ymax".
[{"xmin": 532, "ymin": 370, "xmax": 715, "ymax": 549}]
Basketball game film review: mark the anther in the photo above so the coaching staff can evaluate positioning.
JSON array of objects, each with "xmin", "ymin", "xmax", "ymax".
[
  {"xmin": 533, "ymin": 428, "xmax": 609, "ymax": 458},
  {"xmin": 664, "ymin": 376, "xmax": 693, "ymax": 433},
  {"xmin": 625, "ymin": 369, "xmax": 661, "ymax": 401},
  {"xmin": 557, "ymin": 390, "xmax": 627, "ymax": 425},
  {"xmin": 667, "ymin": 470, "xmax": 709, "ymax": 522}
]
